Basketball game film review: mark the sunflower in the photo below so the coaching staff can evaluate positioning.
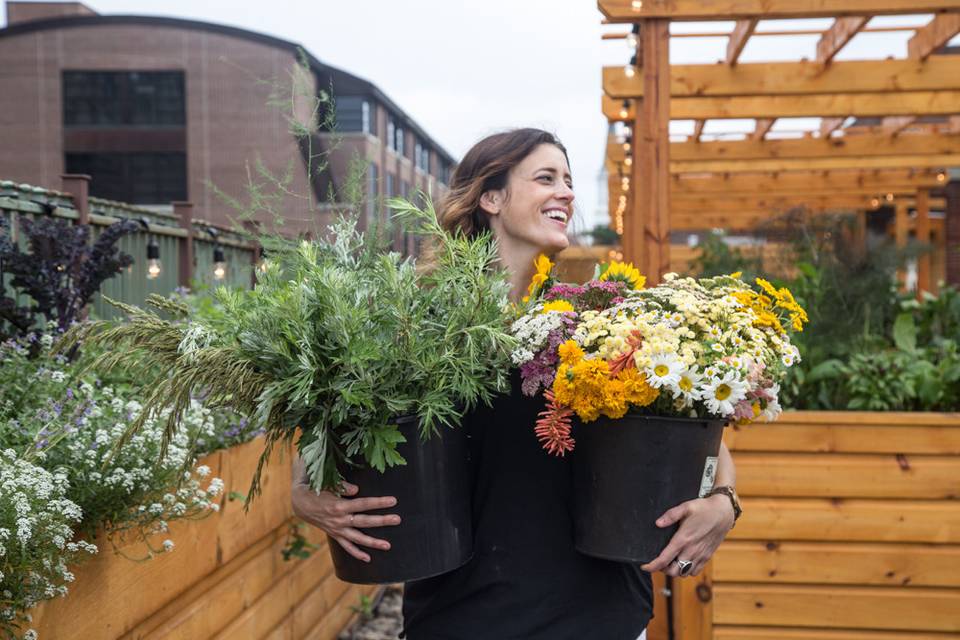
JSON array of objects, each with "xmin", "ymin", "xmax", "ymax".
[
  {"xmin": 599, "ymin": 261, "xmax": 645, "ymax": 290},
  {"xmin": 540, "ymin": 300, "xmax": 575, "ymax": 314}
]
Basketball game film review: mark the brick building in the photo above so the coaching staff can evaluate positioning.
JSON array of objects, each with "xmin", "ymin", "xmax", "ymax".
[{"xmin": 0, "ymin": 1, "xmax": 454, "ymax": 237}]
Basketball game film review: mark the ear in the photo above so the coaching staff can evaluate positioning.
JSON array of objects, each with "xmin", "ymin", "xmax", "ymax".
[{"xmin": 479, "ymin": 190, "xmax": 503, "ymax": 216}]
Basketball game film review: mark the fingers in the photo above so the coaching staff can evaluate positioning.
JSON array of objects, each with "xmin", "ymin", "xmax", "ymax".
[
  {"xmin": 333, "ymin": 535, "xmax": 371, "ymax": 563},
  {"xmin": 641, "ymin": 534, "xmax": 686, "ymax": 573},
  {"xmin": 350, "ymin": 513, "xmax": 402, "ymax": 528},
  {"xmin": 339, "ymin": 481, "xmax": 359, "ymax": 496},
  {"xmin": 343, "ymin": 496, "xmax": 398, "ymax": 513},
  {"xmin": 656, "ymin": 500, "xmax": 693, "ymax": 528},
  {"xmin": 341, "ymin": 526, "xmax": 391, "ymax": 552}
]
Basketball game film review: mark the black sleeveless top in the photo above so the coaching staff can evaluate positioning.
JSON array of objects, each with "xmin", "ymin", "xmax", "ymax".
[{"xmin": 402, "ymin": 372, "xmax": 653, "ymax": 639}]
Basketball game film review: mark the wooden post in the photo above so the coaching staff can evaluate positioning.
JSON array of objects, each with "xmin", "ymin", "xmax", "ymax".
[
  {"xmin": 631, "ymin": 19, "xmax": 671, "ymax": 284},
  {"xmin": 916, "ymin": 189, "xmax": 932, "ymax": 295},
  {"xmin": 60, "ymin": 174, "xmax": 90, "ymax": 225},
  {"xmin": 853, "ymin": 209, "xmax": 867, "ymax": 262},
  {"xmin": 673, "ymin": 562, "xmax": 714, "ymax": 640},
  {"xmin": 895, "ymin": 201, "xmax": 909, "ymax": 290},
  {"xmin": 174, "ymin": 202, "xmax": 194, "ymax": 290},
  {"xmin": 947, "ymin": 179, "xmax": 960, "ymax": 287}
]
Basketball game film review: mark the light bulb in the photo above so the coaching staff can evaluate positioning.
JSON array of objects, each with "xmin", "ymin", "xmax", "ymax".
[
  {"xmin": 619, "ymin": 107, "xmax": 629, "ymax": 119},
  {"xmin": 213, "ymin": 263, "xmax": 226, "ymax": 280},
  {"xmin": 631, "ymin": 0, "xmax": 643, "ymax": 10},
  {"xmin": 624, "ymin": 156, "xmax": 633, "ymax": 167},
  {"xmin": 885, "ymin": 193, "xmax": 894, "ymax": 202},
  {"xmin": 870, "ymin": 198, "xmax": 880, "ymax": 208},
  {"xmin": 937, "ymin": 171, "xmax": 947, "ymax": 183},
  {"xmin": 623, "ymin": 142, "xmax": 631, "ymax": 152},
  {"xmin": 147, "ymin": 259, "xmax": 161, "ymax": 280},
  {"xmin": 626, "ymin": 33, "xmax": 639, "ymax": 49},
  {"xmin": 624, "ymin": 64, "xmax": 636, "ymax": 78}
]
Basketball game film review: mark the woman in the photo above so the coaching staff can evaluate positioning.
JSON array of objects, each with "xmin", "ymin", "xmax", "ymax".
[{"xmin": 291, "ymin": 129, "xmax": 738, "ymax": 639}]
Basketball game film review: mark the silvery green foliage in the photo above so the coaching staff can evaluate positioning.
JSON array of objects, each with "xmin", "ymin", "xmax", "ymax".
[
  {"xmin": 0, "ymin": 449, "xmax": 96, "ymax": 639},
  {"xmin": 74, "ymin": 198, "xmax": 517, "ymax": 495}
]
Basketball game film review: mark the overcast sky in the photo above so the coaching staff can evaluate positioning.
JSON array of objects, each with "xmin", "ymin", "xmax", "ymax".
[{"xmin": 4, "ymin": 2, "xmax": 957, "ymax": 234}]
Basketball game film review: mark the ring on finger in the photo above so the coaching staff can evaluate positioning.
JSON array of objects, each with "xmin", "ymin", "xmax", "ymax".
[{"xmin": 675, "ymin": 558, "xmax": 693, "ymax": 576}]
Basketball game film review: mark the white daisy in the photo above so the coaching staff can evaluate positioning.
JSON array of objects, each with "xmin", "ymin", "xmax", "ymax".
[
  {"xmin": 645, "ymin": 353, "xmax": 683, "ymax": 389},
  {"xmin": 674, "ymin": 367, "xmax": 703, "ymax": 407},
  {"xmin": 702, "ymin": 371, "xmax": 748, "ymax": 417},
  {"xmin": 760, "ymin": 383, "xmax": 782, "ymax": 422},
  {"xmin": 781, "ymin": 353, "xmax": 795, "ymax": 367}
]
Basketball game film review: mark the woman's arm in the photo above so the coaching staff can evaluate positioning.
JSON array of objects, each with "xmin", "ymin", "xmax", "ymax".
[
  {"xmin": 639, "ymin": 441, "xmax": 737, "ymax": 577},
  {"xmin": 290, "ymin": 452, "xmax": 402, "ymax": 563}
]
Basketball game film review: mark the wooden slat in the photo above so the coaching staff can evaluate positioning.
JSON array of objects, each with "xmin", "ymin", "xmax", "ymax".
[
  {"xmin": 598, "ymin": 0, "xmax": 960, "ymax": 21},
  {"xmin": 817, "ymin": 17, "xmax": 870, "ymax": 64},
  {"xmin": 883, "ymin": 116, "xmax": 918, "ymax": 136},
  {"xmin": 715, "ymin": 626, "xmax": 959, "ymax": 639},
  {"xmin": 727, "ymin": 18, "xmax": 758, "ymax": 66},
  {"xmin": 735, "ymin": 452, "xmax": 960, "ymax": 499},
  {"xmin": 648, "ymin": 572, "xmax": 670, "ymax": 640},
  {"xmin": 724, "ymin": 420, "xmax": 960, "ymax": 455},
  {"xmin": 714, "ymin": 541, "xmax": 960, "ymax": 587},
  {"xmin": 675, "ymin": 564, "xmax": 713, "ymax": 640},
  {"xmin": 713, "ymin": 584, "xmax": 960, "ymax": 632},
  {"xmin": 603, "ymin": 57, "xmax": 960, "ymax": 99},
  {"xmin": 908, "ymin": 13, "xmax": 960, "ymax": 60},
  {"xmin": 776, "ymin": 411, "xmax": 960, "ymax": 427},
  {"xmin": 672, "ymin": 170, "xmax": 942, "ymax": 195},
  {"xmin": 729, "ymin": 498, "xmax": 960, "ymax": 543},
  {"xmin": 603, "ymin": 91, "xmax": 960, "ymax": 121},
  {"xmin": 665, "ymin": 133, "xmax": 960, "ymax": 162},
  {"xmin": 692, "ymin": 119, "xmax": 706, "ymax": 143},
  {"xmin": 671, "ymin": 154, "xmax": 960, "ymax": 173}
]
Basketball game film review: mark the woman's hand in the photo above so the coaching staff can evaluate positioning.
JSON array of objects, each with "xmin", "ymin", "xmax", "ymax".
[
  {"xmin": 639, "ymin": 493, "xmax": 735, "ymax": 577},
  {"xmin": 291, "ymin": 480, "xmax": 401, "ymax": 563}
]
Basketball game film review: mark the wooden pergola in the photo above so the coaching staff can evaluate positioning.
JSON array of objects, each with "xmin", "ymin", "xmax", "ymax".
[{"xmin": 600, "ymin": 0, "xmax": 960, "ymax": 293}]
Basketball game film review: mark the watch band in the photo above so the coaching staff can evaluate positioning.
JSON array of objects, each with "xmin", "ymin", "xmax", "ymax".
[{"xmin": 707, "ymin": 485, "xmax": 742, "ymax": 524}]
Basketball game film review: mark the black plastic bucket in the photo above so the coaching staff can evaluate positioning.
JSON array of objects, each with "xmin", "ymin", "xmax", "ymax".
[
  {"xmin": 572, "ymin": 414, "xmax": 726, "ymax": 564},
  {"xmin": 328, "ymin": 416, "xmax": 474, "ymax": 584}
]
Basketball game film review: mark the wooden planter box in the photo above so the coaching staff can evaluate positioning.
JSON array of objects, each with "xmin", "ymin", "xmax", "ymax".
[
  {"xmin": 30, "ymin": 437, "xmax": 378, "ymax": 639},
  {"xmin": 650, "ymin": 410, "xmax": 960, "ymax": 640}
]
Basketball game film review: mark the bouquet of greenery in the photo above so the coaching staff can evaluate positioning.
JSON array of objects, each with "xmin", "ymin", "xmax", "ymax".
[
  {"xmin": 511, "ymin": 258, "xmax": 807, "ymax": 454},
  {"xmin": 63, "ymin": 199, "xmax": 516, "ymax": 495}
]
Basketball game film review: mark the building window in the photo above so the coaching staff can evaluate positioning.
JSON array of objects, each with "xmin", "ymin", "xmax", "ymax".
[
  {"xmin": 386, "ymin": 120, "xmax": 396, "ymax": 152},
  {"xmin": 367, "ymin": 162, "xmax": 379, "ymax": 221},
  {"xmin": 415, "ymin": 141, "xmax": 430, "ymax": 172},
  {"xmin": 63, "ymin": 71, "xmax": 185, "ymax": 127},
  {"xmin": 395, "ymin": 126, "xmax": 405, "ymax": 157},
  {"xmin": 335, "ymin": 96, "xmax": 371, "ymax": 134},
  {"xmin": 386, "ymin": 173, "xmax": 395, "ymax": 199},
  {"xmin": 65, "ymin": 152, "xmax": 187, "ymax": 204}
]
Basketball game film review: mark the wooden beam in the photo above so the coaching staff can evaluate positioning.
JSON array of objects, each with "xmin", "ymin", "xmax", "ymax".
[
  {"xmin": 603, "ymin": 91, "xmax": 960, "ymax": 120},
  {"xmin": 908, "ymin": 13, "xmax": 960, "ymax": 60},
  {"xmin": 882, "ymin": 116, "xmax": 917, "ymax": 136},
  {"xmin": 726, "ymin": 18, "xmax": 758, "ymax": 66},
  {"xmin": 607, "ymin": 133, "xmax": 960, "ymax": 164},
  {"xmin": 669, "ymin": 169, "xmax": 943, "ymax": 194},
  {"xmin": 671, "ymin": 154, "xmax": 960, "ymax": 173},
  {"xmin": 917, "ymin": 189, "xmax": 932, "ymax": 294},
  {"xmin": 632, "ymin": 18, "xmax": 671, "ymax": 285},
  {"xmin": 752, "ymin": 118, "xmax": 775, "ymax": 140},
  {"xmin": 603, "ymin": 56, "xmax": 960, "ymax": 99},
  {"xmin": 598, "ymin": 0, "xmax": 960, "ymax": 22},
  {"xmin": 817, "ymin": 17, "xmax": 870, "ymax": 64},
  {"xmin": 820, "ymin": 117, "xmax": 846, "ymax": 137},
  {"xmin": 896, "ymin": 201, "xmax": 910, "ymax": 289}
]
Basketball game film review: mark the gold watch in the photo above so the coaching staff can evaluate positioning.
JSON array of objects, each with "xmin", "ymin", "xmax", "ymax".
[{"xmin": 707, "ymin": 485, "xmax": 742, "ymax": 525}]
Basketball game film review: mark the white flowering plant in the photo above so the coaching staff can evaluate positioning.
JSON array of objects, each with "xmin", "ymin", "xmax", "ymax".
[
  {"xmin": 511, "ymin": 260, "xmax": 807, "ymax": 455},
  {"xmin": 0, "ymin": 449, "xmax": 96, "ymax": 639}
]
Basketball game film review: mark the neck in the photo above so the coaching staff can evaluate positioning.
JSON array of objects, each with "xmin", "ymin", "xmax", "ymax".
[{"xmin": 494, "ymin": 234, "xmax": 546, "ymax": 303}]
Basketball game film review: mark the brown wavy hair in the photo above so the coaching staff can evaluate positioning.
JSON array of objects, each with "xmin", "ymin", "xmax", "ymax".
[{"xmin": 438, "ymin": 128, "xmax": 569, "ymax": 240}]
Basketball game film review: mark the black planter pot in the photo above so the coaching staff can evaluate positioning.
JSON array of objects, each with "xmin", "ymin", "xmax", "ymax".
[
  {"xmin": 328, "ymin": 416, "xmax": 474, "ymax": 584},
  {"xmin": 572, "ymin": 414, "xmax": 726, "ymax": 564}
]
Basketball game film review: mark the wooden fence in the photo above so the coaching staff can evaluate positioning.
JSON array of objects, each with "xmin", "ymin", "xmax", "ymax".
[
  {"xmin": 650, "ymin": 410, "xmax": 960, "ymax": 640},
  {"xmin": 0, "ymin": 176, "xmax": 257, "ymax": 321},
  {"xmin": 30, "ymin": 437, "xmax": 377, "ymax": 639}
]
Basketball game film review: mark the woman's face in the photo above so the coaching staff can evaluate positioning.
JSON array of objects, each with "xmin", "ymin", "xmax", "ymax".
[{"xmin": 484, "ymin": 143, "xmax": 575, "ymax": 255}]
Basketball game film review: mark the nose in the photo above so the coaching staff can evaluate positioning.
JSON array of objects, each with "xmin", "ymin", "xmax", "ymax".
[{"xmin": 557, "ymin": 181, "xmax": 575, "ymax": 203}]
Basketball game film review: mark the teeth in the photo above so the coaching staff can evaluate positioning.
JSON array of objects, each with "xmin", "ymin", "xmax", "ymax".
[{"xmin": 543, "ymin": 209, "xmax": 567, "ymax": 222}]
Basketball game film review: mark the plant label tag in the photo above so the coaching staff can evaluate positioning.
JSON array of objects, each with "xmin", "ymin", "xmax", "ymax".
[{"xmin": 699, "ymin": 456, "xmax": 718, "ymax": 498}]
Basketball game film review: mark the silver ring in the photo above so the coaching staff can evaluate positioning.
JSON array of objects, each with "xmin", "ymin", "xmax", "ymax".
[{"xmin": 675, "ymin": 559, "xmax": 693, "ymax": 576}]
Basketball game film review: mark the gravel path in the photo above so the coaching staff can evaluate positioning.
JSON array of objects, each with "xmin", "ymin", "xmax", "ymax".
[{"xmin": 338, "ymin": 586, "xmax": 403, "ymax": 640}]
